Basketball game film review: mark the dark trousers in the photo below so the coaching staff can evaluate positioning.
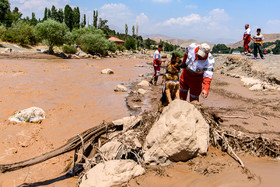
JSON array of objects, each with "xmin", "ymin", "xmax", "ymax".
[{"xmin": 254, "ymin": 43, "xmax": 263, "ymax": 58}]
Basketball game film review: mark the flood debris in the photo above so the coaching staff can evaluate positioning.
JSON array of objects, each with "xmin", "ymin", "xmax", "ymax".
[
  {"xmin": 9, "ymin": 107, "xmax": 46, "ymax": 123},
  {"xmin": 1, "ymin": 100, "xmax": 279, "ymax": 186}
]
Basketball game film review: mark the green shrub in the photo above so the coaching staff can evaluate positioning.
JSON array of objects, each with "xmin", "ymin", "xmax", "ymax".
[
  {"xmin": 35, "ymin": 19, "xmax": 69, "ymax": 53},
  {"xmin": 62, "ymin": 45, "xmax": 76, "ymax": 54},
  {"xmin": 1, "ymin": 21, "xmax": 36, "ymax": 45},
  {"xmin": 71, "ymin": 26, "xmax": 105, "ymax": 45},
  {"xmin": 116, "ymin": 44, "xmax": 126, "ymax": 51},
  {"xmin": 107, "ymin": 41, "xmax": 117, "ymax": 53},
  {"xmin": 0, "ymin": 25, "xmax": 6, "ymax": 39},
  {"xmin": 170, "ymin": 50, "xmax": 184, "ymax": 58},
  {"xmin": 124, "ymin": 38, "xmax": 136, "ymax": 50},
  {"xmin": 80, "ymin": 33, "xmax": 109, "ymax": 55}
]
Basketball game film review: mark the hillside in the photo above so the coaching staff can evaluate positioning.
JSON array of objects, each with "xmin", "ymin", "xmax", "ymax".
[
  {"xmin": 144, "ymin": 34, "xmax": 213, "ymax": 48},
  {"xmin": 227, "ymin": 33, "xmax": 280, "ymax": 48}
]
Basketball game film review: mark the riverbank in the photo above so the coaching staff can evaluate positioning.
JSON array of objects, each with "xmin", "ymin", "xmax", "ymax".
[{"xmin": 0, "ymin": 52, "xmax": 279, "ymax": 186}]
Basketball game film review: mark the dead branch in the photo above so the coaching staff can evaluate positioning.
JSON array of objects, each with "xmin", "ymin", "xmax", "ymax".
[{"xmin": 0, "ymin": 122, "xmax": 115, "ymax": 173}]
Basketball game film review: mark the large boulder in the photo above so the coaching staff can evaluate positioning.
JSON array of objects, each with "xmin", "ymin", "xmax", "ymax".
[
  {"xmin": 143, "ymin": 99, "xmax": 209, "ymax": 165},
  {"xmin": 9, "ymin": 107, "xmax": 46, "ymax": 123},
  {"xmin": 80, "ymin": 160, "xmax": 145, "ymax": 187}
]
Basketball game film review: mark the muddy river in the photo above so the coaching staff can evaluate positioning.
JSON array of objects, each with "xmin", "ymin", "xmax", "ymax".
[{"xmin": 0, "ymin": 56, "xmax": 279, "ymax": 186}]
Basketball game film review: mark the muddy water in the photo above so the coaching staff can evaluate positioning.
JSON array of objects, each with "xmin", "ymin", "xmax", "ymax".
[{"xmin": 0, "ymin": 57, "xmax": 151, "ymax": 186}]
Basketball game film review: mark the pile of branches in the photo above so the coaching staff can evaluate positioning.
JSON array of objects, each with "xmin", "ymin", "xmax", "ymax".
[
  {"xmin": 0, "ymin": 103, "xmax": 279, "ymax": 185},
  {"xmin": 194, "ymin": 102, "xmax": 280, "ymax": 168}
]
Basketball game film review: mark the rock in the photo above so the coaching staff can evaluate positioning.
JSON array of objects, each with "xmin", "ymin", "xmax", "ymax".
[
  {"xmin": 138, "ymin": 88, "xmax": 147, "ymax": 95},
  {"xmin": 112, "ymin": 116, "xmax": 142, "ymax": 131},
  {"xmin": 241, "ymin": 77, "xmax": 262, "ymax": 86},
  {"xmin": 114, "ymin": 85, "xmax": 128, "ymax": 92},
  {"xmin": 143, "ymin": 99, "xmax": 209, "ymax": 165},
  {"xmin": 138, "ymin": 74, "xmax": 144, "ymax": 77},
  {"xmin": 249, "ymin": 84, "xmax": 263, "ymax": 91},
  {"xmin": 80, "ymin": 160, "xmax": 145, "ymax": 187},
  {"xmin": 5, "ymin": 48, "xmax": 12, "ymax": 53},
  {"xmin": 99, "ymin": 141, "xmax": 122, "ymax": 160},
  {"xmin": 71, "ymin": 55, "xmax": 80, "ymax": 59},
  {"xmin": 101, "ymin": 68, "xmax": 114, "ymax": 74},
  {"xmin": 137, "ymin": 80, "xmax": 150, "ymax": 87},
  {"xmin": 135, "ymin": 65, "xmax": 144, "ymax": 67},
  {"xmin": 9, "ymin": 107, "xmax": 46, "ymax": 123}
]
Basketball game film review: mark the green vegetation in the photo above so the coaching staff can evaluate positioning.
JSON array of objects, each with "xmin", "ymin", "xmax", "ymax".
[
  {"xmin": 0, "ymin": 0, "xmax": 183, "ymax": 55},
  {"xmin": 62, "ymin": 45, "xmax": 76, "ymax": 54},
  {"xmin": 272, "ymin": 40, "xmax": 280, "ymax": 54},
  {"xmin": 212, "ymin": 44, "xmax": 231, "ymax": 54},
  {"xmin": 35, "ymin": 19, "xmax": 69, "ymax": 54}
]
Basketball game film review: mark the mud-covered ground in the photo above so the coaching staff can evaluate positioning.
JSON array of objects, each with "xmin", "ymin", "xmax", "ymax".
[{"xmin": 0, "ymin": 52, "xmax": 279, "ymax": 186}]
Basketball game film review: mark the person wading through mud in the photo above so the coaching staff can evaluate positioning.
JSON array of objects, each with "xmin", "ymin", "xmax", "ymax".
[
  {"xmin": 179, "ymin": 43, "xmax": 215, "ymax": 102},
  {"xmin": 150, "ymin": 45, "xmax": 166, "ymax": 85},
  {"xmin": 243, "ymin": 24, "xmax": 252, "ymax": 54},
  {"xmin": 252, "ymin": 28, "xmax": 264, "ymax": 59}
]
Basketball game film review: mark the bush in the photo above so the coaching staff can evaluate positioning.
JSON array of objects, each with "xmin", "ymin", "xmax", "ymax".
[
  {"xmin": 79, "ymin": 33, "xmax": 110, "ymax": 55},
  {"xmin": 116, "ymin": 44, "xmax": 126, "ymax": 51},
  {"xmin": 62, "ymin": 45, "xmax": 76, "ymax": 54},
  {"xmin": 170, "ymin": 50, "xmax": 184, "ymax": 58},
  {"xmin": 124, "ymin": 38, "xmax": 136, "ymax": 50},
  {"xmin": 35, "ymin": 19, "xmax": 69, "ymax": 54},
  {"xmin": 1, "ymin": 21, "xmax": 37, "ymax": 45},
  {"xmin": 0, "ymin": 25, "xmax": 6, "ymax": 39},
  {"xmin": 107, "ymin": 41, "xmax": 117, "ymax": 53},
  {"xmin": 212, "ymin": 44, "xmax": 231, "ymax": 54},
  {"xmin": 71, "ymin": 26, "xmax": 105, "ymax": 45}
]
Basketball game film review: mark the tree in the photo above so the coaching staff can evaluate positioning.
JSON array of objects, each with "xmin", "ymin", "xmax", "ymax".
[
  {"xmin": 212, "ymin": 44, "xmax": 231, "ymax": 54},
  {"xmin": 124, "ymin": 38, "xmax": 136, "ymax": 50},
  {"xmin": 30, "ymin": 12, "xmax": 37, "ymax": 26},
  {"xmin": 125, "ymin": 24, "xmax": 128, "ymax": 36},
  {"xmin": 51, "ymin": 5, "xmax": 58, "ymax": 21},
  {"xmin": 0, "ymin": 0, "xmax": 10, "ymax": 24},
  {"xmin": 57, "ymin": 8, "xmax": 64, "ymax": 23},
  {"xmin": 47, "ymin": 9, "xmax": 51, "ymax": 19},
  {"xmin": 35, "ymin": 19, "xmax": 69, "ymax": 54},
  {"xmin": 73, "ymin": 7, "xmax": 80, "ymax": 29},
  {"xmin": 64, "ymin": 4, "xmax": 73, "ymax": 31},
  {"xmin": 43, "ymin": 8, "xmax": 48, "ymax": 21},
  {"xmin": 98, "ymin": 18, "xmax": 109, "ymax": 36},
  {"xmin": 79, "ymin": 33, "xmax": 115, "ymax": 55},
  {"xmin": 93, "ymin": 10, "xmax": 98, "ymax": 28},
  {"xmin": 81, "ymin": 14, "xmax": 86, "ymax": 28},
  {"xmin": 132, "ymin": 25, "xmax": 135, "ymax": 36},
  {"xmin": 144, "ymin": 38, "xmax": 156, "ymax": 49},
  {"xmin": 272, "ymin": 40, "xmax": 280, "ymax": 54},
  {"xmin": 11, "ymin": 7, "xmax": 22, "ymax": 23}
]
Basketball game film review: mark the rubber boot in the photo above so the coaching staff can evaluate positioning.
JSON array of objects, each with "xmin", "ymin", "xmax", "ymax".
[{"xmin": 154, "ymin": 77, "xmax": 158, "ymax": 86}]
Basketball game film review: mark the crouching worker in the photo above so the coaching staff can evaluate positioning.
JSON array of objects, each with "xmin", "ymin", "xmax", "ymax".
[
  {"xmin": 151, "ymin": 45, "xmax": 166, "ymax": 85},
  {"xmin": 180, "ymin": 43, "xmax": 215, "ymax": 102}
]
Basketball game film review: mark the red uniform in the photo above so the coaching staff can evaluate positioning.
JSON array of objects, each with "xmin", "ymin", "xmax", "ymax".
[
  {"xmin": 180, "ymin": 43, "xmax": 214, "ymax": 102},
  {"xmin": 153, "ymin": 49, "xmax": 162, "ymax": 79},
  {"xmin": 243, "ymin": 28, "xmax": 252, "ymax": 53}
]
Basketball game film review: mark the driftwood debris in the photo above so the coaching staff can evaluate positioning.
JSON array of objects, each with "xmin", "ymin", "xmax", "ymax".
[{"xmin": 0, "ymin": 122, "xmax": 115, "ymax": 173}]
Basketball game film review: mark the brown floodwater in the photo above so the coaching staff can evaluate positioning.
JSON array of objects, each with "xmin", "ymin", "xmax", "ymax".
[
  {"xmin": 0, "ymin": 57, "xmax": 151, "ymax": 186},
  {"xmin": 0, "ymin": 56, "xmax": 279, "ymax": 187}
]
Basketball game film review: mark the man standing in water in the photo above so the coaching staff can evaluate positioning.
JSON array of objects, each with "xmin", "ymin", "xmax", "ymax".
[
  {"xmin": 151, "ymin": 45, "xmax": 166, "ymax": 85},
  {"xmin": 243, "ymin": 24, "xmax": 252, "ymax": 54}
]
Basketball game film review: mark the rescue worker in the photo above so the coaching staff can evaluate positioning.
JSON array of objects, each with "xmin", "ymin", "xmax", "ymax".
[
  {"xmin": 179, "ymin": 43, "xmax": 215, "ymax": 102},
  {"xmin": 151, "ymin": 45, "xmax": 166, "ymax": 85},
  {"xmin": 252, "ymin": 28, "xmax": 264, "ymax": 59},
  {"xmin": 243, "ymin": 24, "xmax": 252, "ymax": 54}
]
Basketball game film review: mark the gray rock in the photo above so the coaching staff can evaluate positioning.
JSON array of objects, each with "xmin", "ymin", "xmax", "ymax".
[
  {"xmin": 114, "ymin": 85, "xmax": 128, "ymax": 92},
  {"xmin": 101, "ymin": 68, "xmax": 114, "ymax": 74},
  {"xmin": 137, "ymin": 80, "xmax": 150, "ymax": 87},
  {"xmin": 143, "ymin": 99, "xmax": 209, "ymax": 165},
  {"xmin": 80, "ymin": 160, "xmax": 145, "ymax": 187},
  {"xmin": 137, "ymin": 88, "xmax": 147, "ymax": 95}
]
